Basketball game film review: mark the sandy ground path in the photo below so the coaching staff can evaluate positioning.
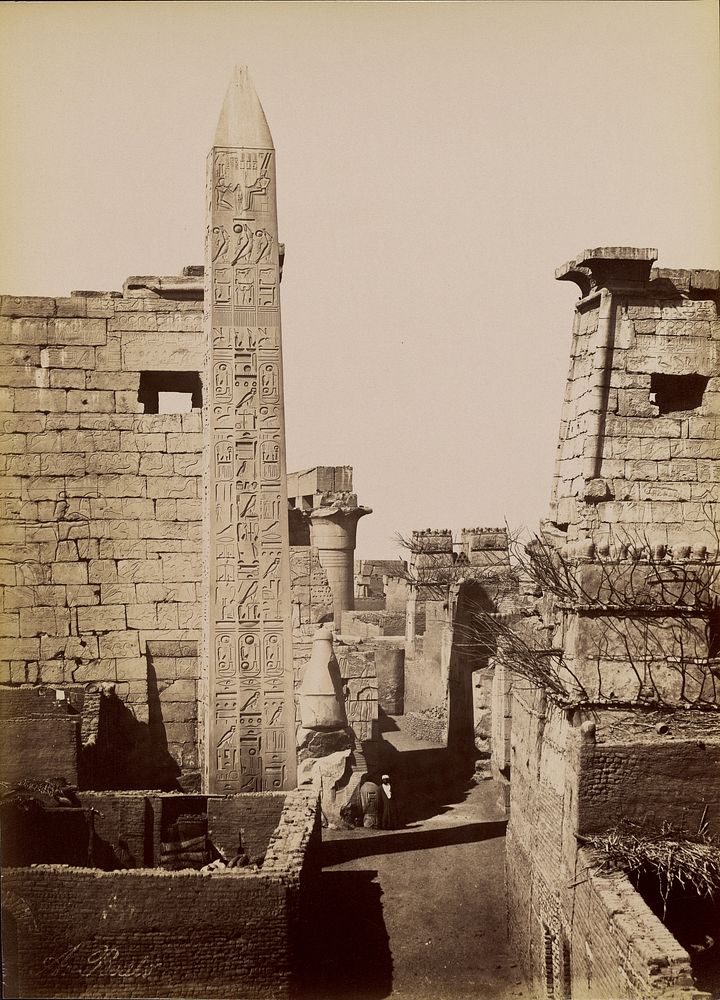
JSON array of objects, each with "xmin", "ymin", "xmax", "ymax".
[{"xmin": 299, "ymin": 719, "xmax": 530, "ymax": 1000}]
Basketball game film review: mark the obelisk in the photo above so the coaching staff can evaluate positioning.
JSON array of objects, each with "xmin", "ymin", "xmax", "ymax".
[{"xmin": 203, "ymin": 67, "xmax": 296, "ymax": 793}]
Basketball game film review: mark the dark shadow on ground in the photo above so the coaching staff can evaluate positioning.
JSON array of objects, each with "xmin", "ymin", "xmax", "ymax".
[
  {"xmin": 377, "ymin": 708, "xmax": 400, "ymax": 733},
  {"xmin": 375, "ymin": 743, "xmax": 480, "ymax": 824},
  {"xmin": 296, "ymin": 869, "xmax": 393, "ymax": 1000},
  {"xmin": 322, "ymin": 819, "xmax": 507, "ymax": 865}
]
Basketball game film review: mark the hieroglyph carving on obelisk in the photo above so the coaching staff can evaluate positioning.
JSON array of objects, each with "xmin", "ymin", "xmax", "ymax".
[{"xmin": 203, "ymin": 67, "xmax": 296, "ymax": 792}]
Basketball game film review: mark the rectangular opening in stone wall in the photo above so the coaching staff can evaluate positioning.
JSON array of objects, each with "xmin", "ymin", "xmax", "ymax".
[
  {"xmin": 138, "ymin": 371, "xmax": 202, "ymax": 413},
  {"xmin": 649, "ymin": 373, "xmax": 709, "ymax": 415}
]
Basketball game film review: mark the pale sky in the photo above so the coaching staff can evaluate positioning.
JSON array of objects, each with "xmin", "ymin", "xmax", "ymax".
[{"xmin": 1, "ymin": 1, "xmax": 718, "ymax": 558}]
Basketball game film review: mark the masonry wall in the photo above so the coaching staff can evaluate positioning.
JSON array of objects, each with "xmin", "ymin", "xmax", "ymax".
[
  {"xmin": 575, "ymin": 736, "xmax": 720, "ymax": 837},
  {"xmin": 550, "ymin": 262, "xmax": 720, "ymax": 545},
  {"xmin": 505, "ymin": 683, "xmax": 704, "ymax": 999},
  {"xmin": 568, "ymin": 852, "xmax": 697, "ymax": 1000},
  {"xmin": 0, "ymin": 285, "xmax": 205, "ymax": 788},
  {"xmin": 1, "ymin": 787, "xmax": 319, "ymax": 999}
]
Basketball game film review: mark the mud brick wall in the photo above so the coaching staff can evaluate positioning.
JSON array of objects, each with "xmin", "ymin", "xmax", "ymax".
[
  {"xmin": 569, "ymin": 851, "xmax": 697, "ymax": 1000},
  {"xmin": 576, "ymin": 738, "xmax": 720, "ymax": 837},
  {"xmin": 550, "ymin": 259, "xmax": 720, "ymax": 545},
  {"xmin": 1, "ymin": 787, "xmax": 320, "ymax": 999},
  {"xmin": 2, "ymin": 867, "xmax": 293, "ymax": 999},
  {"xmin": 3, "ymin": 715, "xmax": 79, "ymax": 787},
  {"xmin": 0, "ymin": 285, "xmax": 205, "ymax": 785},
  {"xmin": 0, "ymin": 684, "xmax": 81, "ymax": 785},
  {"xmin": 208, "ymin": 791, "xmax": 286, "ymax": 861},
  {"xmin": 506, "ymin": 683, "xmax": 704, "ymax": 998}
]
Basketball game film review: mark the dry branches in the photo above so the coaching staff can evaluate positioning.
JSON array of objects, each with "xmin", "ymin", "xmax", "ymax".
[{"xmin": 584, "ymin": 819, "xmax": 720, "ymax": 915}]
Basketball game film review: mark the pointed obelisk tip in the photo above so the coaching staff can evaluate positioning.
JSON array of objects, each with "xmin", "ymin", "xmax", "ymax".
[{"xmin": 214, "ymin": 64, "xmax": 272, "ymax": 148}]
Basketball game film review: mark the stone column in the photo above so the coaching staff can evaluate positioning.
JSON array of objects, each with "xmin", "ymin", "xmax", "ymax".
[
  {"xmin": 203, "ymin": 67, "xmax": 295, "ymax": 793},
  {"xmin": 309, "ymin": 506, "xmax": 370, "ymax": 629}
]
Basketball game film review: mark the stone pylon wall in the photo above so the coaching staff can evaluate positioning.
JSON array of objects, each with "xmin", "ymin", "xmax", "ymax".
[
  {"xmin": 551, "ymin": 248, "xmax": 720, "ymax": 545},
  {"xmin": 203, "ymin": 68, "xmax": 296, "ymax": 793}
]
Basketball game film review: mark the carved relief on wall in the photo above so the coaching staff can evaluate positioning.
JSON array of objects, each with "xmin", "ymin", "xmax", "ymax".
[{"xmin": 206, "ymin": 139, "xmax": 292, "ymax": 793}]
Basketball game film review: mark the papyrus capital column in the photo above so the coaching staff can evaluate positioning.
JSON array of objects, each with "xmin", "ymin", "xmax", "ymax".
[{"xmin": 309, "ymin": 506, "xmax": 370, "ymax": 629}]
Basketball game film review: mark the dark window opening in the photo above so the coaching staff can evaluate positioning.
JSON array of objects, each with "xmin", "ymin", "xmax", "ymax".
[
  {"xmin": 649, "ymin": 373, "xmax": 708, "ymax": 415},
  {"xmin": 138, "ymin": 371, "xmax": 202, "ymax": 414}
]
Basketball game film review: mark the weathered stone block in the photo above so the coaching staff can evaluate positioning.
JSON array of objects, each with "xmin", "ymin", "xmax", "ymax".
[
  {"xmin": 173, "ymin": 454, "xmax": 203, "ymax": 476},
  {"xmin": 96, "ymin": 474, "xmax": 146, "ymax": 498},
  {"xmin": 13, "ymin": 388, "xmax": 67, "ymax": 412},
  {"xmin": 166, "ymin": 433, "xmax": 203, "ymax": 453},
  {"xmin": 176, "ymin": 500, "xmax": 202, "ymax": 521},
  {"xmin": 1, "ymin": 296, "xmax": 55, "ymax": 317},
  {"xmin": 51, "ymin": 562, "xmax": 88, "ymax": 585},
  {"xmin": 98, "ymin": 631, "xmax": 140, "ymax": 658},
  {"xmin": 66, "ymin": 390, "xmax": 115, "ymax": 412},
  {"xmin": 110, "ymin": 314, "xmax": 158, "ymax": 332},
  {"xmin": 120, "ymin": 431, "xmax": 167, "ymax": 452},
  {"xmin": 135, "ymin": 583, "xmax": 196, "ymax": 603},
  {"xmin": 39, "ymin": 634, "xmax": 98, "ymax": 660},
  {"xmin": 161, "ymin": 554, "xmax": 201, "ymax": 582},
  {"xmin": 121, "ymin": 331, "xmax": 204, "ymax": 370},
  {"xmin": 95, "ymin": 337, "xmax": 122, "ymax": 371},
  {"xmin": 49, "ymin": 369, "xmax": 86, "ymax": 389},
  {"xmin": 86, "ymin": 371, "xmax": 139, "ymax": 391},
  {"xmin": 98, "ymin": 539, "xmax": 145, "ymax": 559},
  {"xmin": 48, "ymin": 318, "xmax": 107, "ymax": 346},
  {"xmin": 117, "ymin": 558, "xmax": 164, "ymax": 583},
  {"xmin": 86, "ymin": 452, "xmax": 140, "ymax": 475},
  {"xmin": 126, "ymin": 604, "xmax": 162, "ymax": 629},
  {"xmin": 54, "ymin": 296, "xmax": 88, "ymax": 319},
  {"xmin": 100, "ymin": 584, "xmax": 137, "ymax": 605},
  {"xmin": 114, "ymin": 391, "xmax": 145, "ymax": 414},
  {"xmin": 89, "ymin": 498, "xmax": 153, "ymax": 519},
  {"xmin": 0, "ymin": 434, "xmax": 27, "ymax": 454},
  {"xmin": 77, "ymin": 606, "xmax": 127, "ymax": 632},
  {"xmin": 156, "ymin": 312, "xmax": 204, "ymax": 333},
  {"xmin": 88, "ymin": 519, "xmax": 140, "ymax": 541},
  {"xmin": 132, "ymin": 414, "xmax": 183, "ymax": 433},
  {"xmin": 624, "ymin": 460, "xmax": 658, "ymax": 481},
  {"xmin": 8, "ymin": 317, "xmax": 49, "ymax": 343},
  {"xmin": 139, "ymin": 453, "xmax": 175, "ymax": 476},
  {"xmin": 159, "ymin": 678, "xmax": 196, "ymax": 702},
  {"xmin": 4, "ymin": 585, "xmax": 67, "ymax": 609},
  {"xmin": 88, "ymin": 560, "xmax": 119, "ymax": 584},
  {"xmin": 65, "ymin": 585, "xmax": 101, "ymax": 607},
  {"xmin": 114, "ymin": 656, "xmax": 148, "ymax": 681},
  {"xmin": 0, "ymin": 637, "xmax": 40, "ymax": 660},
  {"xmin": 146, "ymin": 476, "xmax": 198, "ymax": 499},
  {"xmin": 19, "ymin": 606, "xmax": 71, "ymax": 637},
  {"xmin": 177, "ymin": 603, "xmax": 201, "ymax": 628},
  {"xmin": 41, "ymin": 346, "xmax": 96, "ymax": 369},
  {"xmin": 39, "ymin": 452, "xmax": 87, "ymax": 476}
]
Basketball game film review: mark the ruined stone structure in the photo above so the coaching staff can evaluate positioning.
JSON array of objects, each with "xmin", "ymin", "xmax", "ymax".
[
  {"xmin": 1, "ymin": 785, "xmax": 319, "ymax": 998},
  {"xmin": 288, "ymin": 466, "xmax": 370, "ymax": 630},
  {"xmin": 504, "ymin": 249, "xmax": 720, "ymax": 999},
  {"xmin": 551, "ymin": 247, "xmax": 719, "ymax": 545},
  {"xmin": 0, "ymin": 70, "xmax": 341, "ymax": 998},
  {"xmin": 2, "ymin": 55, "xmax": 720, "ymax": 1000}
]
